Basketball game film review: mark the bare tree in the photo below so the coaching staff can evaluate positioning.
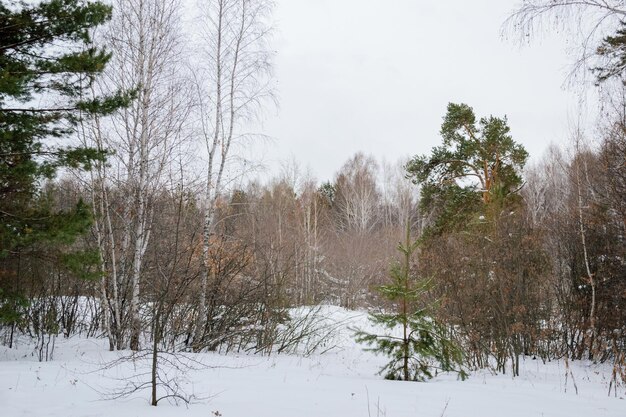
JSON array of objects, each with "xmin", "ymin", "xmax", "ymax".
[
  {"xmin": 192, "ymin": 0, "xmax": 275, "ymax": 349},
  {"xmin": 295, "ymin": 178, "xmax": 328, "ymax": 303},
  {"xmin": 571, "ymin": 132, "xmax": 597, "ymax": 348},
  {"xmin": 333, "ymin": 153, "xmax": 382, "ymax": 234},
  {"xmin": 82, "ymin": 0, "xmax": 191, "ymax": 350},
  {"xmin": 505, "ymin": 0, "xmax": 626, "ymax": 83},
  {"xmin": 381, "ymin": 158, "xmax": 420, "ymax": 230}
]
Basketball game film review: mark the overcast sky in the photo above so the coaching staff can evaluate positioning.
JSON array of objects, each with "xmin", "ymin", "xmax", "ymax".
[{"xmin": 256, "ymin": 0, "xmax": 585, "ymax": 182}]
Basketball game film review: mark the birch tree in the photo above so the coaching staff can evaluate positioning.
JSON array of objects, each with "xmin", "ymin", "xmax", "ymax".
[
  {"xmin": 84, "ymin": 0, "xmax": 190, "ymax": 350},
  {"xmin": 326, "ymin": 153, "xmax": 387, "ymax": 307},
  {"xmin": 571, "ymin": 133, "xmax": 597, "ymax": 350},
  {"xmin": 295, "ymin": 179, "xmax": 327, "ymax": 303},
  {"xmin": 192, "ymin": 0, "xmax": 274, "ymax": 349},
  {"xmin": 333, "ymin": 153, "xmax": 382, "ymax": 234},
  {"xmin": 506, "ymin": 0, "xmax": 626, "ymax": 83}
]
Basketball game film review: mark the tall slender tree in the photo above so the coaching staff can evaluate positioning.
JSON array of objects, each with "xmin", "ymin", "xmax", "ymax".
[
  {"xmin": 83, "ymin": 0, "xmax": 190, "ymax": 351},
  {"xmin": 192, "ymin": 0, "xmax": 275, "ymax": 350}
]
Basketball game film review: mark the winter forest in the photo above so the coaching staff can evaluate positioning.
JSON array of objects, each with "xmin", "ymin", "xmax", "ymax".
[{"xmin": 1, "ymin": 1, "xmax": 626, "ymax": 416}]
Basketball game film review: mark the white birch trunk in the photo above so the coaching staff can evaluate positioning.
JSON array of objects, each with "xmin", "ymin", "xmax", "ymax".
[{"xmin": 192, "ymin": 0, "xmax": 274, "ymax": 350}]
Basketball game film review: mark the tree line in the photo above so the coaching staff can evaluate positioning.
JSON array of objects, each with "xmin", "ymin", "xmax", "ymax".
[{"xmin": 0, "ymin": 0, "xmax": 625, "ymax": 392}]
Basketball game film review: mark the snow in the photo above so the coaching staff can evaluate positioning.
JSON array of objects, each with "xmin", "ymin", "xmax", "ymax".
[{"xmin": 1, "ymin": 306, "xmax": 624, "ymax": 417}]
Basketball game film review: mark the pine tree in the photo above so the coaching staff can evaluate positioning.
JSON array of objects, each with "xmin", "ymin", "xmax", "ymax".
[
  {"xmin": 406, "ymin": 103, "xmax": 528, "ymax": 236},
  {"xmin": 594, "ymin": 20, "xmax": 626, "ymax": 83},
  {"xmin": 0, "ymin": 0, "xmax": 131, "ymax": 327},
  {"xmin": 354, "ymin": 224, "xmax": 467, "ymax": 381}
]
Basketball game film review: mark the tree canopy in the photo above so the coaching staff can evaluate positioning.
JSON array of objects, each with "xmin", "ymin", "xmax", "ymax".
[{"xmin": 406, "ymin": 103, "xmax": 528, "ymax": 234}]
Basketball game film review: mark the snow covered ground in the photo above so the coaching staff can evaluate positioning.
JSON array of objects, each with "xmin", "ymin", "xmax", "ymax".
[{"xmin": 1, "ymin": 307, "xmax": 624, "ymax": 417}]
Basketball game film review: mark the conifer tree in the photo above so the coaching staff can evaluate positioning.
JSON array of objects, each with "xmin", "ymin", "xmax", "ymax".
[
  {"xmin": 406, "ymin": 103, "xmax": 527, "ymax": 236},
  {"xmin": 0, "ymin": 0, "xmax": 131, "ymax": 326},
  {"xmin": 595, "ymin": 21, "xmax": 626, "ymax": 83},
  {"xmin": 354, "ymin": 223, "xmax": 467, "ymax": 381}
]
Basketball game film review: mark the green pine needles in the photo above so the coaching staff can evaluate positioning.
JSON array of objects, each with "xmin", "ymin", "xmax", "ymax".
[
  {"xmin": 354, "ymin": 224, "xmax": 467, "ymax": 381},
  {"xmin": 0, "ymin": 0, "xmax": 131, "ymax": 326},
  {"xmin": 406, "ymin": 103, "xmax": 528, "ymax": 237}
]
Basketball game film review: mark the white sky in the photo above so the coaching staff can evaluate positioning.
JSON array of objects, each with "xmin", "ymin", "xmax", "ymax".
[{"xmin": 257, "ymin": 0, "xmax": 586, "ymax": 182}]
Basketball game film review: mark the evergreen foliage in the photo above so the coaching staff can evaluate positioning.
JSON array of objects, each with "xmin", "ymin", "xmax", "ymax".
[
  {"xmin": 0, "ymin": 0, "xmax": 130, "ymax": 324},
  {"xmin": 354, "ymin": 225, "xmax": 467, "ymax": 381},
  {"xmin": 406, "ymin": 103, "xmax": 527, "ymax": 236},
  {"xmin": 595, "ymin": 20, "xmax": 626, "ymax": 84},
  {"xmin": 405, "ymin": 104, "xmax": 540, "ymax": 377}
]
